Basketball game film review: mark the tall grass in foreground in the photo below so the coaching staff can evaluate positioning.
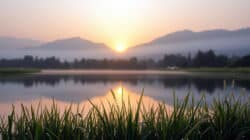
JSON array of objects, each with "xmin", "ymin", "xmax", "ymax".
[{"xmin": 0, "ymin": 92, "xmax": 250, "ymax": 140}]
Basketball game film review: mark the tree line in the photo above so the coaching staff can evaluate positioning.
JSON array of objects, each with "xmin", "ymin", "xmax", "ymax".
[{"xmin": 0, "ymin": 50, "xmax": 250, "ymax": 69}]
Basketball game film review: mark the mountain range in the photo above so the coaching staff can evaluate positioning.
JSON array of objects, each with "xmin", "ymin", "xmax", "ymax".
[
  {"xmin": 0, "ymin": 28, "xmax": 250, "ymax": 60},
  {"xmin": 0, "ymin": 37, "xmax": 42, "ymax": 49},
  {"xmin": 35, "ymin": 37, "xmax": 106, "ymax": 50}
]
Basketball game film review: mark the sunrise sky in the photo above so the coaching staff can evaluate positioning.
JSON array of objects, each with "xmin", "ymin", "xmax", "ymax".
[{"xmin": 1, "ymin": 0, "xmax": 250, "ymax": 49}]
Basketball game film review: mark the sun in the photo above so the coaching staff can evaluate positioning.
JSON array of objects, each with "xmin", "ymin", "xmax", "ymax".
[{"xmin": 115, "ymin": 43, "xmax": 127, "ymax": 53}]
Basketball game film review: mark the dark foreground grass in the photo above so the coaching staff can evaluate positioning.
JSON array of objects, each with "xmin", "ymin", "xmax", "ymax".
[
  {"xmin": 0, "ymin": 92, "xmax": 250, "ymax": 140},
  {"xmin": 0, "ymin": 68, "xmax": 40, "ymax": 75}
]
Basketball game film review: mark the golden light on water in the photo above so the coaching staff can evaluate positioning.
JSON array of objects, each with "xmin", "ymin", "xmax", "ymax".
[
  {"xmin": 0, "ymin": 85, "xmax": 172, "ymax": 117},
  {"xmin": 116, "ymin": 86, "xmax": 123, "ymax": 96}
]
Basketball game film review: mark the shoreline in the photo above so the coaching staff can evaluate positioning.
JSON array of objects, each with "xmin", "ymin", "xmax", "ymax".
[
  {"xmin": 0, "ymin": 68, "xmax": 40, "ymax": 75},
  {"xmin": 1, "ymin": 67, "xmax": 250, "ymax": 76}
]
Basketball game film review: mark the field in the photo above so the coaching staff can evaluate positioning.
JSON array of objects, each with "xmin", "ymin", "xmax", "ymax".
[
  {"xmin": 184, "ymin": 67, "xmax": 250, "ymax": 73},
  {"xmin": 0, "ymin": 68, "xmax": 40, "ymax": 75},
  {"xmin": 0, "ymin": 92, "xmax": 249, "ymax": 140}
]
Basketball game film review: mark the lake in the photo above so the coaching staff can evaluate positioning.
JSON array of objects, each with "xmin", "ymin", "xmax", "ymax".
[{"xmin": 0, "ymin": 70, "xmax": 250, "ymax": 116}]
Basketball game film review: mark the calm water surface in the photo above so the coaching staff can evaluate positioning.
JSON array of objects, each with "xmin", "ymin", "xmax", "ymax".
[{"xmin": 0, "ymin": 70, "xmax": 250, "ymax": 116}]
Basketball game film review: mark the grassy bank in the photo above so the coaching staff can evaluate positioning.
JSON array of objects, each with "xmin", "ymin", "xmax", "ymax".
[
  {"xmin": 0, "ymin": 92, "xmax": 249, "ymax": 140},
  {"xmin": 0, "ymin": 68, "xmax": 40, "ymax": 75},
  {"xmin": 184, "ymin": 67, "xmax": 250, "ymax": 73}
]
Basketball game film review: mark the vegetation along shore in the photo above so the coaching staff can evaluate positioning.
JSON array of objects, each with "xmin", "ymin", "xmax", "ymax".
[
  {"xmin": 0, "ymin": 92, "xmax": 249, "ymax": 140},
  {"xmin": 0, "ymin": 68, "xmax": 40, "ymax": 75},
  {"xmin": 183, "ymin": 67, "xmax": 250, "ymax": 73}
]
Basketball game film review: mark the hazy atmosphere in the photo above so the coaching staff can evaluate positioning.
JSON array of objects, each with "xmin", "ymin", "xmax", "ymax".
[
  {"xmin": 1, "ymin": 0, "xmax": 250, "ymax": 49},
  {"xmin": 1, "ymin": 1, "xmax": 250, "ymax": 139}
]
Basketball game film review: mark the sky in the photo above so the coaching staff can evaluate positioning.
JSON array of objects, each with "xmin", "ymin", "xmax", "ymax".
[{"xmin": 0, "ymin": 0, "xmax": 250, "ymax": 49}]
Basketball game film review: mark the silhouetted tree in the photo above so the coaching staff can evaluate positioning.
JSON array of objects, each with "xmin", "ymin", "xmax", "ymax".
[
  {"xmin": 160, "ymin": 54, "xmax": 188, "ymax": 67},
  {"xmin": 0, "ymin": 51, "xmax": 249, "ymax": 69},
  {"xmin": 234, "ymin": 55, "xmax": 250, "ymax": 67},
  {"xmin": 193, "ymin": 50, "xmax": 220, "ymax": 67}
]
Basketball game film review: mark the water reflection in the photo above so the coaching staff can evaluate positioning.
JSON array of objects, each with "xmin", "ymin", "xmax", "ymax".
[
  {"xmin": 0, "ymin": 85, "xmax": 166, "ymax": 117},
  {"xmin": 1, "ymin": 74, "xmax": 250, "ymax": 93},
  {"xmin": 0, "ymin": 72, "xmax": 250, "ymax": 117}
]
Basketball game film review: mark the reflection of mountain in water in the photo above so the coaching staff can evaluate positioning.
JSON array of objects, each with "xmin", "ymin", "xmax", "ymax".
[{"xmin": 1, "ymin": 74, "xmax": 250, "ymax": 94}]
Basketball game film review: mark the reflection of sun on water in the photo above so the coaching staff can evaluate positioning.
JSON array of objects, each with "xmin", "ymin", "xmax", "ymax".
[
  {"xmin": 116, "ymin": 86, "xmax": 123, "ymax": 96},
  {"xmin": 105, "ymin": 85, "xmax": 168, "ymax": 112},
  {"xmin": 0, "ymin": 85, "xmax": 172, "ymax": 117}
]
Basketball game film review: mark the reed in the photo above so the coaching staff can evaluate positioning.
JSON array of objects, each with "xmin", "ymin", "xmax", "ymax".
[{"xmin": 0, "ymin": 92, "xmax": 249, "ymax": 140}]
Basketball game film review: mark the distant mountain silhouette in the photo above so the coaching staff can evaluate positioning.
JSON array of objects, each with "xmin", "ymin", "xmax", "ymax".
[
  {"xmin": 130, "ymin": 28, "xmax": 250, "ymax": 57},
  {"xmin": 0, "ymin": 28, "xmax": 250, "ymax": 59},
  {"xmin": 0, "ymin": 37, "xmax": 115, "ymax": 59},
  {"xmin": 36, "ymin": 37, "xmax": 106, "ymax": 50},
  {"xmin": 25, "ymin": 37, "xmax": 117, "ymax": 59},
  {"xmin": 141, "ymin": 28, "xmax": 250, "ymax": 45},
  {"xmin": 0, "ymin": 37, "xmax": 42, "ymax": 49}
]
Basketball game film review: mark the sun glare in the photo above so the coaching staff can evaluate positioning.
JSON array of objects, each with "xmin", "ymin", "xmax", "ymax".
[{"xmin": 115, "ymin": 43, "xmax": 127, "ymax": 53}]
